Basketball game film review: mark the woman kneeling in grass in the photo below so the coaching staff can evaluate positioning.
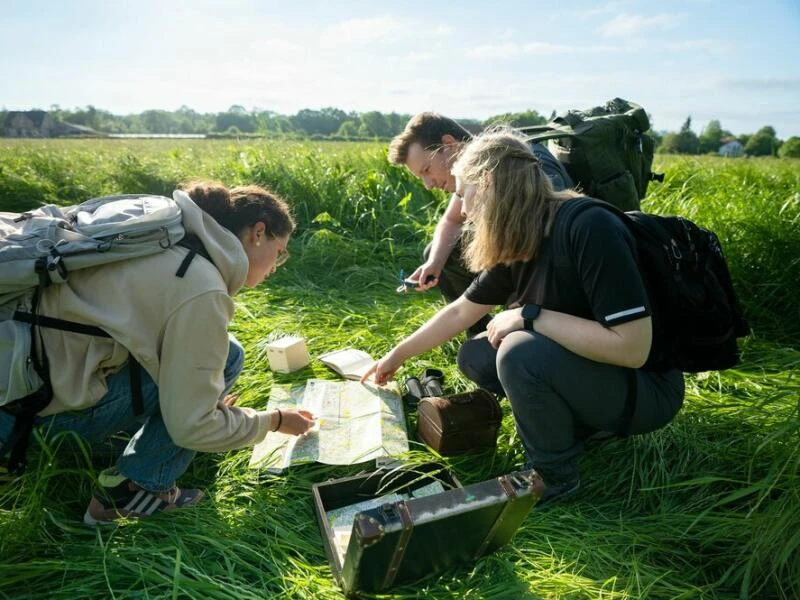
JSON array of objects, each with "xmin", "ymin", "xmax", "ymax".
[
  {"xmin": 0, "ymin": 181, "xmax": 314, "ymax": 524},
  {"xmin": 363, "ymin": 128, "xmax": 684, "ymax": 504}
]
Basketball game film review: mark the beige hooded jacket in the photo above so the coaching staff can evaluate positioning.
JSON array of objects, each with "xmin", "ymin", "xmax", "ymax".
[{"xmin": 36, "ymin": 190, "xmax": 274, "ymax": 452}]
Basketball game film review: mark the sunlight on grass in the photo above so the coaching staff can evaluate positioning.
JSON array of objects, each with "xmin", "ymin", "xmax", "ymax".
[{"xmin": 1, "ymin": 141, "xmax": 798, "ymax": 598}]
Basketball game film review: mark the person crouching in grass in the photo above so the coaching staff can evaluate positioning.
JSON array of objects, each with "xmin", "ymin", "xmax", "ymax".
[
  {"xmin": 363, "ymin": 128, "xmax": 683, "ymax": 505},
  {"xmin": 0, "ymin": 181, "xmax": 315, "ymax": 524}
]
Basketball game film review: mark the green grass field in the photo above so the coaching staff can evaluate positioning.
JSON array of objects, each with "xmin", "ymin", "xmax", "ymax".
[{"xmin": 1, "ymin": 139, "xmax": 798, "ymax": 599}]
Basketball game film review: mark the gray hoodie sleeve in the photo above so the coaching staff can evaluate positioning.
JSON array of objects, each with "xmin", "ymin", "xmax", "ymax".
[{"xmin": 157, "ymin": 290, "xmax": 273, "ymax": 451}]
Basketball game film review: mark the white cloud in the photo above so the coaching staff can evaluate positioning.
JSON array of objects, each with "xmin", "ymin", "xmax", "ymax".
[
  {"xmin": 321, "ymin": 15, "xmax": 405, "ymax": 45},
  {"xmin": 392, "ymin": 51, "xmax": 437, "ymax": 63},
  {"xmin": 667, "ymin": 39, "xmax": 724, "ymax": 52},
  {"xmin": 376, "ymin": 72, "xmax": 657, "ymax": 120},
  {"xmin": 468, "ymin": 41, "xmax": 619, "ymax": 60},
  {"xmin": 500, "ymin": 28, "xmax": 515, "ymax": 40},
  {"xmin": 718, "ymin": 76, "xmax": 800, "ymax": 91},
  {"xmin": 522, "ymin": 42, "xmax": 576, "ymax": 54},
  {"xmin": 467, "ymin": 42, "xmax": 520, "ymax": 59},
  {"xmin": 600, "ymin": 13, "xmax": 679, "ymax": 37},
  {"xmin": 562, "ymin": 1, "xmax": 634, "ymax": 20},
  {"xmin": 319, "ymin": 15, "xmax": 452, "ymax": 47}
]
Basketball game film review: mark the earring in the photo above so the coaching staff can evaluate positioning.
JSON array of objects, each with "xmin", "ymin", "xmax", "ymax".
[{"xmin": 256, "ymin": 241, "xmax": 261, "ymax": 246}]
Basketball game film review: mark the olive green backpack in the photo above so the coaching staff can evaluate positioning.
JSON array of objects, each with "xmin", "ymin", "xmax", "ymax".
[{"xmin": 522, "ymin": 98, "xmax": 664, "ymax": 211}]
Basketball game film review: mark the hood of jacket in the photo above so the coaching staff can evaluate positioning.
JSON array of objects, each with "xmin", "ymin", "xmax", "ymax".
[{"xmin": 172, "ymin": 189, "xmax": 248, "ymax": 296}]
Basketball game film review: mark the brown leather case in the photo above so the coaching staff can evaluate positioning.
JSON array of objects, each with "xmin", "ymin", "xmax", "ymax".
[{"xmin": 415, "ymin": 389, "xmax": 502, "ymax": 455}]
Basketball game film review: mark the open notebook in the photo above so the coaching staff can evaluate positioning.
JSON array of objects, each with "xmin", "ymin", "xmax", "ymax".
[{"xmin": 318, "ymin": 348, "xmax": 375, "ymax": 381}]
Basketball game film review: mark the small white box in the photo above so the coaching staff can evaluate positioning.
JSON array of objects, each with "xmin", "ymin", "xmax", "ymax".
[{"xmin": 266, "ymin": 336, "xmax": 310, "ymax": 373}]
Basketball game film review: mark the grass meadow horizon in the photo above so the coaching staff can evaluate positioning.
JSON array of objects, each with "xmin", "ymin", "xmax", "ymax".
[{"xmin": 0, "ymin": 139, "xmax": 798, "ymax": 599}]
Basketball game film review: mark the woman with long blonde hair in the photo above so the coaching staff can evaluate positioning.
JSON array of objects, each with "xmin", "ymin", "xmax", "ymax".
[{"xmin": 363, "ymin": 128, "xmax": 684, "ymax": 505}]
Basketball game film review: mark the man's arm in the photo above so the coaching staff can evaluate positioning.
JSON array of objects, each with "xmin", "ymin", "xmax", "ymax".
[{"xmin": 410, "ymin": 194, "xmax": 466, "ymax": 290}]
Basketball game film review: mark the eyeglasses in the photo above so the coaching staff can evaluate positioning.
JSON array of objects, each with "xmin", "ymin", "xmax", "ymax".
[{"xmin": 275, "ymin": 248, "xmax": 290, "ymax": 267}]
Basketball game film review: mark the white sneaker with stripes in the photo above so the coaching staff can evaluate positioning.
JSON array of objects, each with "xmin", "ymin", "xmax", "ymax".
[{"xmin": 83, "ymin": 469, "xmax": 205, "ymax": 525}]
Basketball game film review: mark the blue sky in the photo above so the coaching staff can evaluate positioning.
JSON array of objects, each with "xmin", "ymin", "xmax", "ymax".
[{"xmin": 2, "ymin": 0, "xmax": 799, "ymax": 137}]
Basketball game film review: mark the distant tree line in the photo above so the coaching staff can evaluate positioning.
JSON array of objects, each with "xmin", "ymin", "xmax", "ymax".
[
  {"xmin": 1, "ymin": 105, "xmax": 798, "ymax": 157},
  {"xmin": 0, "ymin": 105, "xmax": 548, "ymax": 140},
  {"xmin": 654, "ymin": 116, "xmax": 800, "ymax": 158},
  {"xmin": 0, "ymin": 105, "xmax": 480, "ymax": 140}
]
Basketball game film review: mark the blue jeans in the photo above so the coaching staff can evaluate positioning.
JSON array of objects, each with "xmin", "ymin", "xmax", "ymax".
[{"xmin": 0, "ymin": 335, "xmax": 244, "ymax": 493}]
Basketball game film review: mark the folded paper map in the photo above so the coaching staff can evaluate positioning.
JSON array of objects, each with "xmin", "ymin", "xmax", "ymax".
[{"xmin": 249, "ymin": 379, "xmax": 408, "ymax": 473}]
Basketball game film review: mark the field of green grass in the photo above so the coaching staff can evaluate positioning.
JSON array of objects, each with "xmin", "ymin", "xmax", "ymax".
[{"xmin": 1, "ymin": 139, "xmax": 798, "ymax": 599}]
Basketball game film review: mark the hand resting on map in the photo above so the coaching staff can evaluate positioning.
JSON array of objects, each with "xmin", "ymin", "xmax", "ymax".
[{"xmin": 273, "ymin": 409, "xmax": 316, "ymax": 435}]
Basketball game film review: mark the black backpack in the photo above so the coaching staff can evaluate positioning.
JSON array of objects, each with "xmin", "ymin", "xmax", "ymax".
[
  {"xmin": 560, "ymin": 198, "xmax": 750, "ymax": 373},
  {"xmin": 522, "ymin": 98, "xmax": 664, "ymax": 212}
]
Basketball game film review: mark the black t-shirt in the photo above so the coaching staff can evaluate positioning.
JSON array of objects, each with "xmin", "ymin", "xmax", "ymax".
[{"xmin": 464, "ymin": 199, "xmax": 650, "ymax": 327}]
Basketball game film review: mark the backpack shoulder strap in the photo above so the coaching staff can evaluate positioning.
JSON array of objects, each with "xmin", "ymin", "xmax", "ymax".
[
  {"xmin": 554, "ymin": 196, "xmax": 638, "ymax": 436},
  {"xmin": 556, "ymin": 197, "xmax": 626, "ymax": 238},
  {"xmin": 556, "ymin": 198, "xmax": 640, "ymax": 274},
  {"xmin": 175, "ymin": 234, "xmax": 213, "ymax": 278},
  {"xmin": 521, "ymin": 125, "xmax": 576, "ymax": 145},
  {"xmin": 553, "ymin": 197, "xmax": 606, "ymax": 269}
]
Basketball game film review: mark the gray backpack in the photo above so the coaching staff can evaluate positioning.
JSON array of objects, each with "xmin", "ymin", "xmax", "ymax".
[
  {"xmin": 522, "ymin": 98, "xmax": 664, "ymax": 211},
  {"xmin": 0, "ymin": 193, "xmax": 185, "ymax": 472}
]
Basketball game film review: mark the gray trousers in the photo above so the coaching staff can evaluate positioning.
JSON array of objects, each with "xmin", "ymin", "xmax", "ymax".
[{"xmin": 457, "ymin": 330, "xmax": 684, "ymax": 482}]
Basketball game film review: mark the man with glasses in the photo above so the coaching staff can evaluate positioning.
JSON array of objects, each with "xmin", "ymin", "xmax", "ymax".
[{"xmin": 388, "ymin": 112, "xmax": 573, "ymax": 335}]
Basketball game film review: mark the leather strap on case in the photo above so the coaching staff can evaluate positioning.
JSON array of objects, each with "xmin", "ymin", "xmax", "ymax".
[
  {"xmin": 474, "ymin": 475, "xmax": 518, "ymax": 560},
  {"xmin": 381, "ymin": 500, "xmax": 414, "ymax": 590}
]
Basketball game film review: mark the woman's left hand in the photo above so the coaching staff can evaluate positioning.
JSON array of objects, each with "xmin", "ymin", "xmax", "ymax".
[{"xmin": 486, "ymin": 307, "xmax": 524, "ymax": 348}]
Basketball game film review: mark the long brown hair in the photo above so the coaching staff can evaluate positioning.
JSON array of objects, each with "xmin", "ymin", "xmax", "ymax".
[
  {"xmin": 181, "ymin": 180, "xmax": 295, "ymax": 239},
  {"xmin": 452, "ymin": 127, "xmax": 579, "ymax": 271}
]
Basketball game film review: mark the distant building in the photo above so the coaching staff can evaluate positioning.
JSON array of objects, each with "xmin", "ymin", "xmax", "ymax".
[
  {"xmin": 2, "ymin": 110, "xmax": 102, "ymax": 137},
  {"xmin": 3, "ymin": 110, "xmax": 57, "ymax": 137},
  {"xmin": 719, "ymin": 140, "xmax": 744, "ymax": 157}
]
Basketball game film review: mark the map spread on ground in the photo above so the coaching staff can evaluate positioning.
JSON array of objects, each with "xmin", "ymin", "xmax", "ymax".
[{"xmin": 249, "ymin": 379, "xmax": 408, "ymax": 472}]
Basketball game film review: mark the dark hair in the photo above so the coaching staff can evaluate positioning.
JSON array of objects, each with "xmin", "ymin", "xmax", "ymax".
[
  {"xmin": 388, "ymin": 112, "xmax": 472, "ymax": 164},
  {"xmin": 181, "ymin": 180, "xmax": 295, "ymax": 239}
]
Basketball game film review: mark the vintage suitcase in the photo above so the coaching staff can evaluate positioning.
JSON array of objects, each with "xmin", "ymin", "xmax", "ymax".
[
  {"xmin": 416, "ymin": 389, "xmax": 503, "ymax": 455},
  {"xmin": 312, "ymin": 464, "xmax": 544, "ymax": 596}
]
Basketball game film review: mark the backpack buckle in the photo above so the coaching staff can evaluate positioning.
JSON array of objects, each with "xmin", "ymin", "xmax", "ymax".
[
  {"xmin": 34, "ymin": 250, "xmax": 69, "ymax": 286},
  {"xmin": 46, "ymin": 253, "xmax": 68, "ymax": 284},
  {"xmin": 158, "ymin": 226, "xmax": 173, "ymax": 249},
  {"xmin": 670, "ymin": 239, "xmax": 682, "ymax": 261}
]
